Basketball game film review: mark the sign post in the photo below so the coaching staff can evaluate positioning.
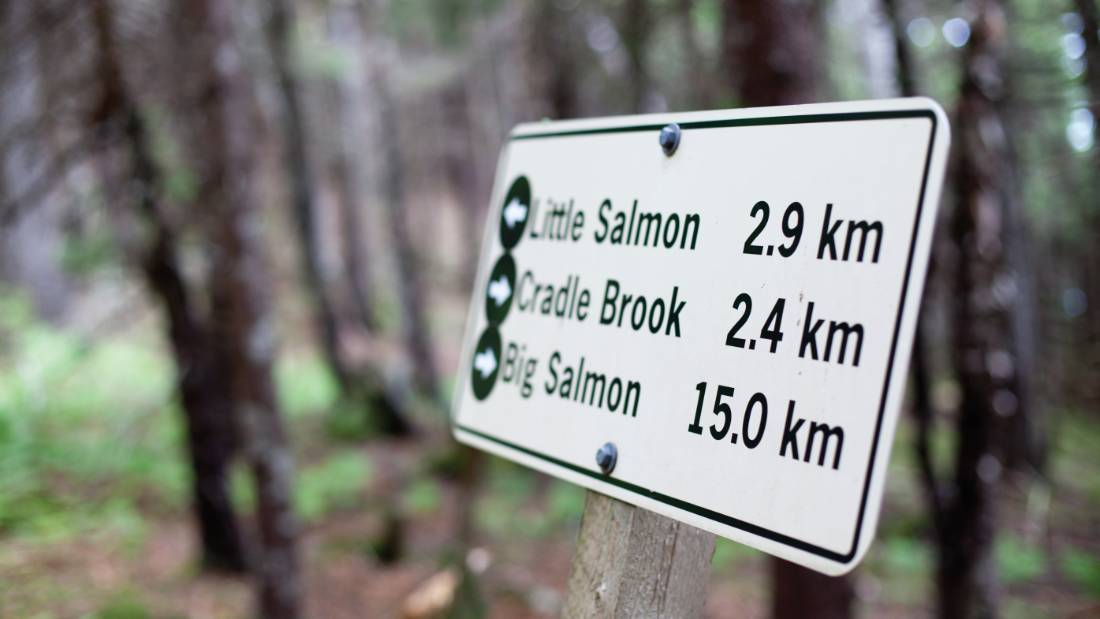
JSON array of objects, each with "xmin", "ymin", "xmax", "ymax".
[
  {"xmin": 562, "ymin": 491, "xmax": 715, "ymax": 618},
  {"xmin": 451, "ymin": 99, "xmax": 950, "ymax": 611}
]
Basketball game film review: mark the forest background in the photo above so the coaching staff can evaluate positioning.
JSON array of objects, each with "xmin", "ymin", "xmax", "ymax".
[{"xmin": 1, "ymin": 0, "xmax": 1099, "ymax": 617}]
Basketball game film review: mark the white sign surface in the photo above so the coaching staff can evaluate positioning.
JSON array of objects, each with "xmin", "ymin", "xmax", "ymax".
[{"xmin": 452, "ymin": 98, "xmax": 950, "ymax": 574}]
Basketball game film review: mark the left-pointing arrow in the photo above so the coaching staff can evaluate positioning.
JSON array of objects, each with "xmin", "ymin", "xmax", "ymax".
[{"xmin": 503, "ymin": 197, "xmax": 528, "ymax": 228}]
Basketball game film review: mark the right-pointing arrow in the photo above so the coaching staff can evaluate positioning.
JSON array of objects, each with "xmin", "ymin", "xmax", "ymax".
[
  {"xmin": 473, "ymin": 347, "xmax": 498, "ymax": 379},
  {"xmin": 487, "ymin": 275, "xmax": 512, "ymax": 306}
]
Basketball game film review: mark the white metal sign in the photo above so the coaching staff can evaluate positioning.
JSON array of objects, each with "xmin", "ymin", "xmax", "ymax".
[{"xmin": 452, "ymin": 98, "xmax": 950, "ymax": 574}]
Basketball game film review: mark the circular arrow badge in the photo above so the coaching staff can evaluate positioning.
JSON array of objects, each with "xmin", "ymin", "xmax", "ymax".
[
  {"xmin": 471, "ymin": 326, "xmax": 503, "ymax": 401},
  {"xmin": 485, "ymin": 253, "xmax": 517, "ymax": 325},
  {"xmin": 499, "ymin": 176, "xmax": 531, "ymax": 250}
]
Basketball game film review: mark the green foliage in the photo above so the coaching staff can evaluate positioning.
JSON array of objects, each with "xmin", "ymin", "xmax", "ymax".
[
  {"xmin": 544, "ymin": 481, "xmax": 585, "ymax": 524},
  {"xmin": 294, "ymin": 21, "xmax": 356, "ymax": 81},
  {"xmin": 711, "ymin": 537, "xmax": 755, "ymax": 571},
  {"xmin": 474, "ymin": 461, "xmax": 585, "ymax": 539},
  {"xmin": 383, "ymin": 0, "xmax": 506, "ymax": 48},
  {"xmin": 879, "ymin": 535, "xmax": 934, "ymax": 576},
  {"xmin": 996, "ymin": 536, "xmax": 1047, "ymax": 584},
  {"xmin": 1053, "ymin": 411, "xmax": 1100, "ymax": 508},
  {"xmin": 1061, "ymin": 548, "xmax": 1100, "ymax": 598},
  {"xmin": 89, "ymin": 591, "xmax": 152, "ymax": 619},
  {"xmin": 403, "ymin": 477, "xmax": 443, "ymax": 515},
  {"xmin": 0, "ymin": 293, "xmax": 183, "ymax": 542},
  {"xmin": 145, "ymin": 106, "xmax": 198, "ymax": 204},
  {"xmin": 295, "ymin": 451, "xmax": 373, "ymax": 523},
  {"xmin": 276, "ymin": 353, "xmax": 339, "ymax": 419},
  {"xmin": 474, "ymin": 460, "xmax": 537, "ymax": 537},
  {"xmin": 61, "ymin": 228, "xmax": 115, "ymax": 277}
]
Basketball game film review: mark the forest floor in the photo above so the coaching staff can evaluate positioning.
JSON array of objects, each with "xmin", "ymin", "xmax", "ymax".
[{"xmin": 2, "ymin": 294, "xmax": 1100, "ymax": 619}]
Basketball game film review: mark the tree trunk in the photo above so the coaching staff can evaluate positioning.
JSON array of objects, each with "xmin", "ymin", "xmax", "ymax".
[
  {"xmin": 179, "ymin": 0, "xmax": 302, "ymax": 616},
  {"xmin": 941, "ymin": 1, "xmax": 1021, "ymax": 616},
  {"xmin": 324, "ymin": 4, "xmax": 379, "ymax": 334},
  {"xmin": 722, "ymin": 2, "xmax": 854, "ymax": 616},
  {"xmin": 722, "ymin": 0, "xmax": 823, "ymax": 107},
  {"xmin": 372, "ymin": 64, "xmax": 442, "ymax": 402},
  {"xmin": 881, "ymin": 0, "xmax": 949, "ymax": 549},
  {"xmin": 440, "ymin": 82, "xmax": 485, "ymax": 290},
  {"xmin": 266, "ymin": 0, "xmax": 352, "ymax": 391},
  {"xmin": 331, "ymin": 147, "xmax": 378, "ymax": 332},
  {"xmin": 271, "ymin": 0, "xmax": 412, "ymax": 436},
  {"xmin": 881, "ymin": 0, "xmax": 918, "ymax": 98},
  {"xmin": 89, "ymin": 0, "xmax": 247, "ymax": 573},
  {"xmin": 770, "ymin": 559, "xmax": 854, "ymax": 619},
  {"xmin": 0, "ymin": 0, "xmax": 72, "ymax": 322},
  {"xmin": 1072, "ymin": 0, "xmax": 1100, "ymax": 406},
  {"xmin": 526, "ymin": 1, "xmax": 581, "ymax": 119},
  {"xmin": 675, "ymin": 0, "xmax": 714, "ymax": 109},
  {"xmin": 621, "ymin": 0, "xmax": 652, "ymax": 113}
]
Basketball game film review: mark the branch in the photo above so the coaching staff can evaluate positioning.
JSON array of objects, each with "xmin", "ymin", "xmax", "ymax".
[
  {"xmin": 911, "ymin": 319, "xmax": 946, "ymax": 537},
  {"xmin": 0, "ymin": 131, "xmax": 99, "ymax": 226}
]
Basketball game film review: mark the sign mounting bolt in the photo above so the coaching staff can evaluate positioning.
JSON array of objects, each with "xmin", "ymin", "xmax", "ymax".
[
  {"xmin": 596, "ymin": 442, "xmax": 618, "ymax": 475},
  {"xmin": 659, "ymin": 123, "xmax": 681, "ymax": 156}
]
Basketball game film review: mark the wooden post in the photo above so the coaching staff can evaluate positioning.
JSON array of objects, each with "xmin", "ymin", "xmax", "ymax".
[{"xmin": 563, "ymin": 491, "xmax": 716, "ymax": 619}]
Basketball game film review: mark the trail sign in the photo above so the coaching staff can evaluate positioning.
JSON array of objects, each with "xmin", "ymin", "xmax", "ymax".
[{"xmin": 452, "ymin": 98, "xmax": 950, "ymax": 575}]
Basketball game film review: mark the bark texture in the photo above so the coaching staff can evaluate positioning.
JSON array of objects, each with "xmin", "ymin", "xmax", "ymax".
[
  {"xmin": 527, "ymin": 1, "xmax": 581, "ymax": 119},
  {"xmin": 267, "ymin": 0, "xmax": 350, "ymax": 390},
  {"xmin": 941, "ymin": 1, "xmax": 1021, "ymax": 616},
  {"xmin": 373, "ymin": 65, "xmax": 442, "ymax": 402},
  {"xmin": 621, "ymin": 0, "xmax": 652, "ymax": 113},
  {"xmin": 89, "ymin": 0, "xmax": 246, "ymax": 573},
  {"xmin": 179, "ymin": 0, "xmax": 303, "ymax": 615},
  {"xmin": 1073, "ymin": 0, "xmax": 1100, "ymax": 404},
  {"xmin": 675, "ymin": 0, "xmax": 714, "ymax": 108},
  {"xmin": 722, "ymin": 0, "xmax": 823, "ymax": 106}
]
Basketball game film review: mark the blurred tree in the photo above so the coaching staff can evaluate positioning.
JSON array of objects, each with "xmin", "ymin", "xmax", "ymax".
[
  {"xmin": 936, "ymin": 0, "xmax": 1023, "ymax": 615},
  {"xmin": 881, "ymin": 0, "xmax": 919, "ymax": 97},
  {"xmin": 722, "ymin": 0, "xmax": 823, "ymax": 107},
  {"xmin": 441, "ymin": 80, "xmax": 487, "ymax": 288},
  {"xmin": 621, "ymin": 0, "xmax": 653, "ymax": 112},
  {"xmin": 527, "ymin": 1, "xmax": 582, "ymax": 119},
  {"xmin": 722, "ymin": 2, "xmax": 855, "ymax": 618},
  {"xmin": 880, "ymin": 0, "xmax": 952, "ymax": 593},
  {"xmin": 266, "ymin": 0, "xmax": 411, "ymax": 435},
  {"xmin": 177, "ymin": 0, "xmax": 302, "ymax": 615},
  {"xmin": 371, "ymin": 59, "xmax": 442, "ymax": 403},
  {"xmin": 323, "ymin": 43, "xmax": 379, "ymax": 336},
  {"xmin": 0, "ymin": 1, "xmax": 73, "ymax": 323},
  {"xmin": 266, "ymin": 0, "xmax": 350, "ymax": 392},
  {"xmin": 87, "ymin": 0, "xmax": 247, "ymax": 573},
  {"xmin": 1073, "ymin": 0, "xmax": 1100, "ymax": 404},
  {"xmin": 675, "ymin": 0, "xmax": 716, "ymax": 108}
]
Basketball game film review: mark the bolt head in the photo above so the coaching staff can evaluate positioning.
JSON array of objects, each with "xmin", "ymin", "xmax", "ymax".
[
  {"xmin": 595, "ymin": 442, "xmax": 618, "ymax": 475},
  {"xmin": 659, "ymin": 123, "xmax": 681, "ymax": 156}
]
